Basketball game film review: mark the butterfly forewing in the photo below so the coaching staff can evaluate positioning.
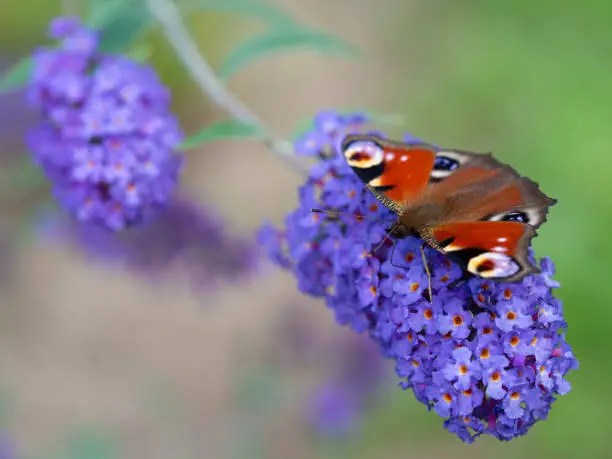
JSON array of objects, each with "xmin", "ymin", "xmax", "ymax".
[{"xmin": 342, "ymin": 135, "xmax": 436, "ymax": 211}]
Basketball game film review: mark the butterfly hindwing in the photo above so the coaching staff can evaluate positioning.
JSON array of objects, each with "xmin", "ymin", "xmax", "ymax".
[
  {"xmin": 342, "ymin": 134, "xmax": 437, "ymax": 214},
  {"xmin": 421, "ymin": 150, "xmax": 555, "ymax": 281},
  {"xmin": 425, "ymin": 221, "xmax": 538, "ymax": 281}
]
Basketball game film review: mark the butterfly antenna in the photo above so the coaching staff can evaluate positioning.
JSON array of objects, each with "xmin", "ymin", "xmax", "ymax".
[
  {"xmin": 311, "ymin": 208, "xmax": 395, "ymax": 223},
  {"xmin": 420, "ymin": 245, "xmax": 433, "ymax": 303}
]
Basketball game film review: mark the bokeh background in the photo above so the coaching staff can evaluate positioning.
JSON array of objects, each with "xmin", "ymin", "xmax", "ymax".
[{"xmin": 1, "ymin": 0, "xmax": 610, "ymax": 458}]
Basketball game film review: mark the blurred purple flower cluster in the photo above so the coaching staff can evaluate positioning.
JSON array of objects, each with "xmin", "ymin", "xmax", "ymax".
[
  {"xmin": 308, "ymin": 334, "xmax": 388, "ymax": 437},
  {"xmin": 274, "ymin": 308, "xmax": 389, "ymax": 437},
  {"xmin": 0, "ymin": 60, "xmax": 36, "ymax": 157},
  {"xmin": 25, "ymin": 17, "xmax": 183, "ymax": 231},
  {"xmin": 40, "ymin": 197, "xmax": 258, "ymax": 289},
  {"xmin": 258, "ymin": 110, "xmax": 578, "ymax": 442}
]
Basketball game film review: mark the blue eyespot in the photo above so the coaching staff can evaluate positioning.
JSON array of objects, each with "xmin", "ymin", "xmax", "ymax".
[
  {"xmin": 433, "ymin": 156, "xmax": 459, "ymax": 171},
  {"xmin": 501, "ymin": 211, "xmax": 529, "ymax": 223}
]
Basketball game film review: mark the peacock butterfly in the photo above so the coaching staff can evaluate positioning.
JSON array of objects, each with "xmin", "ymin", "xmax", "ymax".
[{"xmin": 341, "ymin": 134, "xmax": 556, "ymax": 282}]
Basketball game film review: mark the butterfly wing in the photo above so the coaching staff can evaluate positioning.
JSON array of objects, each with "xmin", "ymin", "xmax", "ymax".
[
  {"xmin": 421, "ymin": 150, "xmax": 555, "ymax": 228},
  {"xmin": 424, "ymin": 221, "xmax": 537, "ymax": 281},
  {"xmin": 418, "ymin": 149, "xmax": 556, "ymax": 281},
  {"xmin": 341, "ymin": 134, "xmax": 437, "ymax": 214},
  {"xmin": 341, "ymin": 135, "xmax": 556, "ymax": 282}
]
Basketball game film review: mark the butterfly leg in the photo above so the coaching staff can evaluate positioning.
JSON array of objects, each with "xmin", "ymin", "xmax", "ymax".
[
  {"xmin": 384, "ymin": 221, "xmax": 420, "ymax": 269},
  {"xmin": 386, "ymin": 239, "xmax": 411, "ymax": 270},
  {"xmin": 420, "ymin": 245, "xmax": 433, "ymax": 303},
  {"xmin": 384, "ymin": 232, "xmax": 421, "ymax": 271}
]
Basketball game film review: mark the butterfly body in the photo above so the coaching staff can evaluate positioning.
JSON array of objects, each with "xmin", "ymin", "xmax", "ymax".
[{"xmin": 342, "ymin": 134, "xmax": 556, "ymax": 282}]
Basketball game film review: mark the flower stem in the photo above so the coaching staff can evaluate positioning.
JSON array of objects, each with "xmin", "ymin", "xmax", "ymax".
[{"xmin": 145, "ymin": 0, "xmax": 307, "ymax": 173}]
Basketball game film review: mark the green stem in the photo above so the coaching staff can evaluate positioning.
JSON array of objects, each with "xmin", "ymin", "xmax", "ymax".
[{"xmin": 145, "ymin": 0, "xmax": 307, "ymax": 173}]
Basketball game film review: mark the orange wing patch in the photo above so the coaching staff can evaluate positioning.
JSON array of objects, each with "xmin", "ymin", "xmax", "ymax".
[
  {"xmin": 432, "ymin": 221, "xmax": 527, "ymax": 255},
  {"xmin": 342, "ymin": 135, "xmax": 436, "ymax": 207},
  {"xmin": 370, "ymin": 145, "xmax": 436, "ymax": 202},
  {"xmin": 430, "ymin": 221, "xmax": 538, "ymax": 281}
]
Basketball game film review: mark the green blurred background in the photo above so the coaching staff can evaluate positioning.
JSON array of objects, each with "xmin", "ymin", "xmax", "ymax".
[{"xmin": 1, "ymin": 0, "xmax": 610, "ymax": 458}]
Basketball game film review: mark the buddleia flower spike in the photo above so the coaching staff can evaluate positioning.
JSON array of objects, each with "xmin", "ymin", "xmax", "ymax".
[{"xmin": 258, "ymin": 110, "xmax": 578, "ymax": 442}]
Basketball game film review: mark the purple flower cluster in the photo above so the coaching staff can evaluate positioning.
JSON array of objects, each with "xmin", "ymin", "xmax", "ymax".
[
  {"xmin": 25, "ymin": 17, "xmax": 183, "ymax": 231},
  {"xmin": 258, "ymin": 110, "xmax": 578, "ymax": 442},
  {"xmin": 38, "ymin": 197, "xmax": 258, "ymax": 290}
]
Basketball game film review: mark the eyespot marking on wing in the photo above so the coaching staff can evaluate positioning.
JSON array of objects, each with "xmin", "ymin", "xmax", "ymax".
[
  {"xmin": 486, "ymin": 207, "xmax": 545, "ymax": 227},
  {"xmin": 467, "ymin": 252, "xmax": 521, "ymax": 278},
  {"xmin": 431, "ymin": 155, "xmax": 460, "ymax": 180},
  {"xmin": 342, "ymin": 134, "xmax": 437, "ymax": 205},
  {"xmin": 430, "ymin": 150, "xmax": 473, "ymax": 180},
  {"xmin": 344, "ymin": 140, "xmax": 384, "ymax": 169}
]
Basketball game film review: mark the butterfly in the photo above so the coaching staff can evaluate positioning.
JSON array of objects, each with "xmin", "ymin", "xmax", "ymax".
[{"xmin": 341, "ymin": 134, "xmax": 556, "ymax": 282}]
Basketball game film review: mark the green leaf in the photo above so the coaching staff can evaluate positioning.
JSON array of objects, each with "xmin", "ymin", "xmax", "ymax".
[
  {"xmin": 86, "ymin": 0, "xmax": 150, "ymax": 54},
  {"xmin": 179, "ymin": 120, "xmax": 265, "ymax": 149},
  {"xmin": 98, "ymin": 11, "xmax": 151, "ymax": 54},
  {"xmin": 218, "ymin": 26, "xmax": 360, "ymax": 80},
  {"xmin": 0, "ymin": 56, "xmax": 32, "ymax": 94},
  {"xmin": 126, "ymin": 43, "xmax": 154, "ymax": 63},
  {"xmin": 85, "ymin": 0, "xmax": 130, "ymax": 29},
  {"xmin": 178, "ymin": 0, "xmax": 295, "ymax": 25}
]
